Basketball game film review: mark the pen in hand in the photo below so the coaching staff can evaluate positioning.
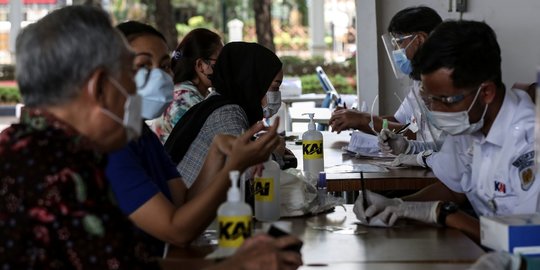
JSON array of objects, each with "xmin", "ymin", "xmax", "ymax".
[
  {"xmin": 360, "ymin": 171, "xmax": 370, "ymax": 223},
  {"xmin": 395, "ymin": 123, "xmax": 411, "ymax": 135}
]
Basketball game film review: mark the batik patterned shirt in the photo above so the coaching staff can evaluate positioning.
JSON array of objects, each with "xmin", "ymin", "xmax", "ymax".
[
  {"xmin": 0, "ymin": 108, "xmax": 160, "ymax": 269},
  {"xmin": 153, "ymin": 81, "xmax": 205, "ymax": 143}
]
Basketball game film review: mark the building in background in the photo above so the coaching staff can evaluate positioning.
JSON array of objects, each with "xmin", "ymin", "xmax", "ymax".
[{"xmin": 0, "ymin": 0, "xmax": 64, "ymax": 64}]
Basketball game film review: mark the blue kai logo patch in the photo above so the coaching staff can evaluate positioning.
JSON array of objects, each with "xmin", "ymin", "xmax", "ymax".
[
  {"xmin": 494, "ymin": 181, "xmax": 506, "ymax": 194},
  {"xmin": 512, "ymin": 151, "xmax": 535, "ymax": 191}
]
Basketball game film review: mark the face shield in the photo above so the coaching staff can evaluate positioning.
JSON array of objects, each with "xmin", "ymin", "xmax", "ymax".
[{"xmin": 381, "ymin": 33, "xmax": 417, "ymax": 79}]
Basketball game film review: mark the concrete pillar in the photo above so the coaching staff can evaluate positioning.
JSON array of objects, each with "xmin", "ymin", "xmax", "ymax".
[
  {"xmin": 355, "ymin": 0, "xmax": 379, "ymax": 114},
  {"xmin": 307, "ymin": 0, "xmax": 325, "ymax": 56},
  {"xmin": 8, "ymin": 0, "xmax": 22, "ymax": 62}
]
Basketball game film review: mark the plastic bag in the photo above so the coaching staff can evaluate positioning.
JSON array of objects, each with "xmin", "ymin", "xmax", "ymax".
[{"xmin": 280, "ymin": 168, "xmax": 344, "ymax": 217}]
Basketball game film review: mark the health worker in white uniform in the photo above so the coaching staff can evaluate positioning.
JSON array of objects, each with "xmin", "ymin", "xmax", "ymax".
[{"xmin": 353, "ymin": 20, "xmax": 538, "ymax": 244}]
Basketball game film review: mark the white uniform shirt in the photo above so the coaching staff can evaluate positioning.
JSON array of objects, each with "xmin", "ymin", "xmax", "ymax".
[
  {"xmin": 427, "ymin": 89, "xmax": 537, "ymax": 216},
  {"xmin": 394, "ymin": 81, "xmax": 445, "ymax": 149}
]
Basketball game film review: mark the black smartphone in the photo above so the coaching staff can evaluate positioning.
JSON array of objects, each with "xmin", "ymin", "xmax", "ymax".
[{"xmin": 267, "ymin": 225, "xmax": 303, "ymax": 253}]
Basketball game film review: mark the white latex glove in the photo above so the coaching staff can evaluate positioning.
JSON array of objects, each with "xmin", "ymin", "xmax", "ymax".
[
  {"xmin": 369, "ymin": 200, "xmax": 440, "ymax": 226},
  {"xmin": 468, "ymin": 252, "xmax": 522, "ymax": 270},
  {"xmin": 391, "ymin": 153, "xmax": 424, "ymax": 168},
  {"xmin": 378, "ymin": 129, "xmax": 411, "ymax": 155},
  {"xmin": 353, "ymin": 190, "xmax": 402, "ymax": 225}
]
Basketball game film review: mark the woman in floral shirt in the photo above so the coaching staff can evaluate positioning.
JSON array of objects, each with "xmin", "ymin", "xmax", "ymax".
[{"xmin": 153, "ymin": 28, "xmax": 223, "ymax": 143}]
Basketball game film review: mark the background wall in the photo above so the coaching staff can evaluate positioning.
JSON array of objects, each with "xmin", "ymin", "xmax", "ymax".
[{"xmin": 365, "ymin": 0, "xmax": 540, "ymax": 115}]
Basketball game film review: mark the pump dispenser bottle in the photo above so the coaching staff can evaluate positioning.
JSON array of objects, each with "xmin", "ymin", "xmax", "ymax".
[
  {"xmin": 255, "ymin": 156, "xmax": 281, "ymax": 221},
  {"xmin": 217, "ymin": 170, "xmax": 253, "ymax": 253},
  {"xmin": 302, "ymin": 113, "xmax": 324, "ymax": 183}
]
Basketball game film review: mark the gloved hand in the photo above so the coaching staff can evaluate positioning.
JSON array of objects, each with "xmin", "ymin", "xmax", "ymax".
[
  {"xmin": 369, "ymin": 200, "xmax": 440, "ymax": 226},
  {"xmin": 378, "ymin": 129, "xmax": 411, "ymax": 155},
  {"xmin": 353, "ymin": 190, "xmax": 402, "ymax": 225},
  {"xmin": 468, "ymin": 251, "xmax": 522, "ymax": 270},
  {"xmin": 391, "ymin": 153, "xmax": 424, "ymax": 168}
]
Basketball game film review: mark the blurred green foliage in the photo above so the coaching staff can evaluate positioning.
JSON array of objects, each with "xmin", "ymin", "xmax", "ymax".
[
  {"xmin": 0, "ymin": 86, "xmax": 21, "ymax": 104},
  {"xmin": 280, "ymin": 56, "xmax": 356, "ymax": 94}
]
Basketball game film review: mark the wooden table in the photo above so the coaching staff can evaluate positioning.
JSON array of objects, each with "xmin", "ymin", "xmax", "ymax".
[
  {"xmin": 163, "ymin": 206, "xmax": 484, "ymax": 269},
  {"xmin": 287, "ymin": 132, "xmax": 438, "ymax": 192}
]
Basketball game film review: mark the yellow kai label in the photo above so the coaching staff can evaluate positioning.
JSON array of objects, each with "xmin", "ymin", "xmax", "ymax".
[
  {"xmin": 303, "ymin": 140, "xmax": 323, "ymax": 160},
  {"xmin": 254, "ymin": 177, "xmax": 274, "ymax": 202},
  {"xmin": 218, "ymin": 216, "xmax": 252, "ymax": 248}
]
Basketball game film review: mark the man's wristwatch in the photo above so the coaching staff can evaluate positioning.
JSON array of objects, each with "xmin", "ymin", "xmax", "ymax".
[
  {"xmin": 437, "ymin": 201, "xmax": 459, "ymax": 226},
  {"xmin": 421, "ymin": 150, "xmax": 433, "ymax": 168}
]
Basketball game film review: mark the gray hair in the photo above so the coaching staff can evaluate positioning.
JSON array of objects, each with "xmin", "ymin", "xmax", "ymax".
[{"xmin": 16, "ymin": 5, "xmax": 128, "ymax": 107}]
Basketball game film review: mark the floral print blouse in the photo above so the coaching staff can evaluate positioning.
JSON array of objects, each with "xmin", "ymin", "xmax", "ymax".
[
  {"xmin": 0, "ymin": 109, "xmax": 160, "ymax": 269},
  {"xmin": 152, "ymin": 81, "xmax": 205, "ymax": 143}
]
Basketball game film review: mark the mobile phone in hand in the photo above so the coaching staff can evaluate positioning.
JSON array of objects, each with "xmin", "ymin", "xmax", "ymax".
[{"xmin": 267, "ymin": 225, "xmax": 303, "ymax": 253}]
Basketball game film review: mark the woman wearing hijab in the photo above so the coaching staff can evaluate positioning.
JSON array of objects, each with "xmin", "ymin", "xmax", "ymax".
[{"xmin": 165, "ymin": 42, "xmax": 284, "ymax": 190}]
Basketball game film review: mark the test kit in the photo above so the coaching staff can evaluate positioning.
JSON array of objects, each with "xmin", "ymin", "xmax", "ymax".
[{"xmin": 480, "ymin": 214, "xmax": 540, "ymax": 257}]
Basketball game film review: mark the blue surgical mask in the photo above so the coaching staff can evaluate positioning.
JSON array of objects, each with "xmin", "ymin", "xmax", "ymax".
[
  {"xmin": 136, "ymin": 68, "xmax": 174, "ymax": 119},
  {"xmin": 392, "ymin": 49, "xmax": 412, "ymax": 75},
  {"xmin": 391, "ymin": 35, "xmax": 417, "ymax": 76}
]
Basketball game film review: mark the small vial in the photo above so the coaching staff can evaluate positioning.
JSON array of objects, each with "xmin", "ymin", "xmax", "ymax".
[{"xmin": 317, "ymin": 172, "xmax": 327, "ymax": 205}]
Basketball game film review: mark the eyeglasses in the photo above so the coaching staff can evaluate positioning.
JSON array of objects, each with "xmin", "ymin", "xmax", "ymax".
[
  {"xmin": 203, "ymin": 58, "xmax": 217, "ymax": 69},
  {"xmin": 419, "ymin": 83, "xmax": 476, "ymax": 106},
  {"xmin": 391, "ymin": 34, "xmax": 415, "ymax": 49}
]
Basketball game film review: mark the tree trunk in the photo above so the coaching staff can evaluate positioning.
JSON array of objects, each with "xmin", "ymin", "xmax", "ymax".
[
  {"xmin": 155, "ymin": 0, "xmax": 179, "ymax": 50},
  {"xmin": 84, "ymin": 0, "xmax": 100, "ymax": 6},
  {"xmin": 253, "ymin": 0, "xmax": 275, "ymax": 52}
]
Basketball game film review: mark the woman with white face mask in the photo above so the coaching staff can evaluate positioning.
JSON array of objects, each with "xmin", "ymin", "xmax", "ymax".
[
  {"xmin": 165, "ymin": 42, "xmax": 297, "ymax": 189},
  {"xmin": 153, "ymin": 28, "xmax": 224, "ymax": 143},
  {"xmin": 105, "ymin": 23, "xmax": 295, "ymax": 259}
]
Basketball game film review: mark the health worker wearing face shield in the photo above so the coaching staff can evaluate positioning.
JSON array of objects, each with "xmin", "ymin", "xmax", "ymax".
[
  {"xmin": 330, "ymin": 6, "xmax": 446, "ymax": 167},
  {"xmin": 353, "ymin": 20, "xmax": 539, "ymax": 245}
]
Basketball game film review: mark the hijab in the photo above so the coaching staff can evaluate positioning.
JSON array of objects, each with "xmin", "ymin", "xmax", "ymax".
[{"xmin": 164, "ymin": 42, "xmax": 282, "ymax": 163}]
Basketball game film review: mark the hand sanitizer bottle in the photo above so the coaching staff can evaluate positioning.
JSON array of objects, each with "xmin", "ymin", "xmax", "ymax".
[
  {"xmin": 302, "ymin": 113, "xmax": 324, "ymax": 184},
  {"xmin": 254, "ymin": 156, "xmax": 281, "ymax": 221},
  {"xmin": 217, "ymin": 171, "xmax": 253, "ymax": 253}
]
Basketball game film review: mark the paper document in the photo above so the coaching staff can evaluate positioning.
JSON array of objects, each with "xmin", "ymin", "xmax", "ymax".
[
  {"xmin": 346, "ymin": 131, "xmax": 394, "ymax": 159},
  {"xmin": 325, "ymin": 164, "xmax": 389, "ymax": 173}
]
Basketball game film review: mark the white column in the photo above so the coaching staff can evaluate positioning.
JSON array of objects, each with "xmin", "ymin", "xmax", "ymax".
[
  {"xmin": 227, "ymin": 19, "xmax": 244, "ymax": 42},
  {"xmin": 307, "ymin": 0, "xmax": 325, "ymax": 56},
  {"xmin": 355, "ymin": 0, "xmax": 379, "ymax": 114},
  {"xmin": 8, "ymin": 0, "xmax": 22, "ymax": 62}
]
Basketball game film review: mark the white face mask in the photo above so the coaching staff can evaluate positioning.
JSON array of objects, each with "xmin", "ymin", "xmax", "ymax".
[
  {"xmin": 427, "ymin": 86, "xmax": 488, "ymax": 136},
  {"xmin": 101, "ymin": 77, "xmax": 143, "ymax": 142},
  {"xmin": 262, "ymin": 91, "xmax": 282, "ymax": 118},
  {"xmin": 136, "ymin": 68, "xmax": 174, "ymax": 119}
]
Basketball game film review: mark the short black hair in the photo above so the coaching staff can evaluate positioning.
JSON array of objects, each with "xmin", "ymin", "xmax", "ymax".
[
  {"xmin": 387, "ymin": 6, "xmax": 442, "ymax": 35},
  {"xmin": 116, "ymin": 21, "xmax": 167, "ymax": 44},
  {"xmin": 411, "ymin": 20, "xmax": 503, "ymax": 90}
]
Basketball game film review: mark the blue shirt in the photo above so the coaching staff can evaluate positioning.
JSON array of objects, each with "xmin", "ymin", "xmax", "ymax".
[{"xmin": 106, "ymin": 125, "xmax": 181, "ymax": 215}]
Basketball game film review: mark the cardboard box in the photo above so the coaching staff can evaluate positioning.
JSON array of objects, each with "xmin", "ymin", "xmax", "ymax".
[{"xmin": 480, "ymin": 214, "xmax": 540, "ymax": 256}]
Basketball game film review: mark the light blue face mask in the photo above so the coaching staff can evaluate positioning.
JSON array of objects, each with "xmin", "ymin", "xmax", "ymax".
[
  {"xmin": 391, "ymin": 35, "xmax": 417, "ymax": 76},
  {"xmin": 136, "ymin": 68, "xmax": 174, "ymax": 119},
  {"xmin": 392, "ymin": 49, "xmax": 412, "ymax": 75}
]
